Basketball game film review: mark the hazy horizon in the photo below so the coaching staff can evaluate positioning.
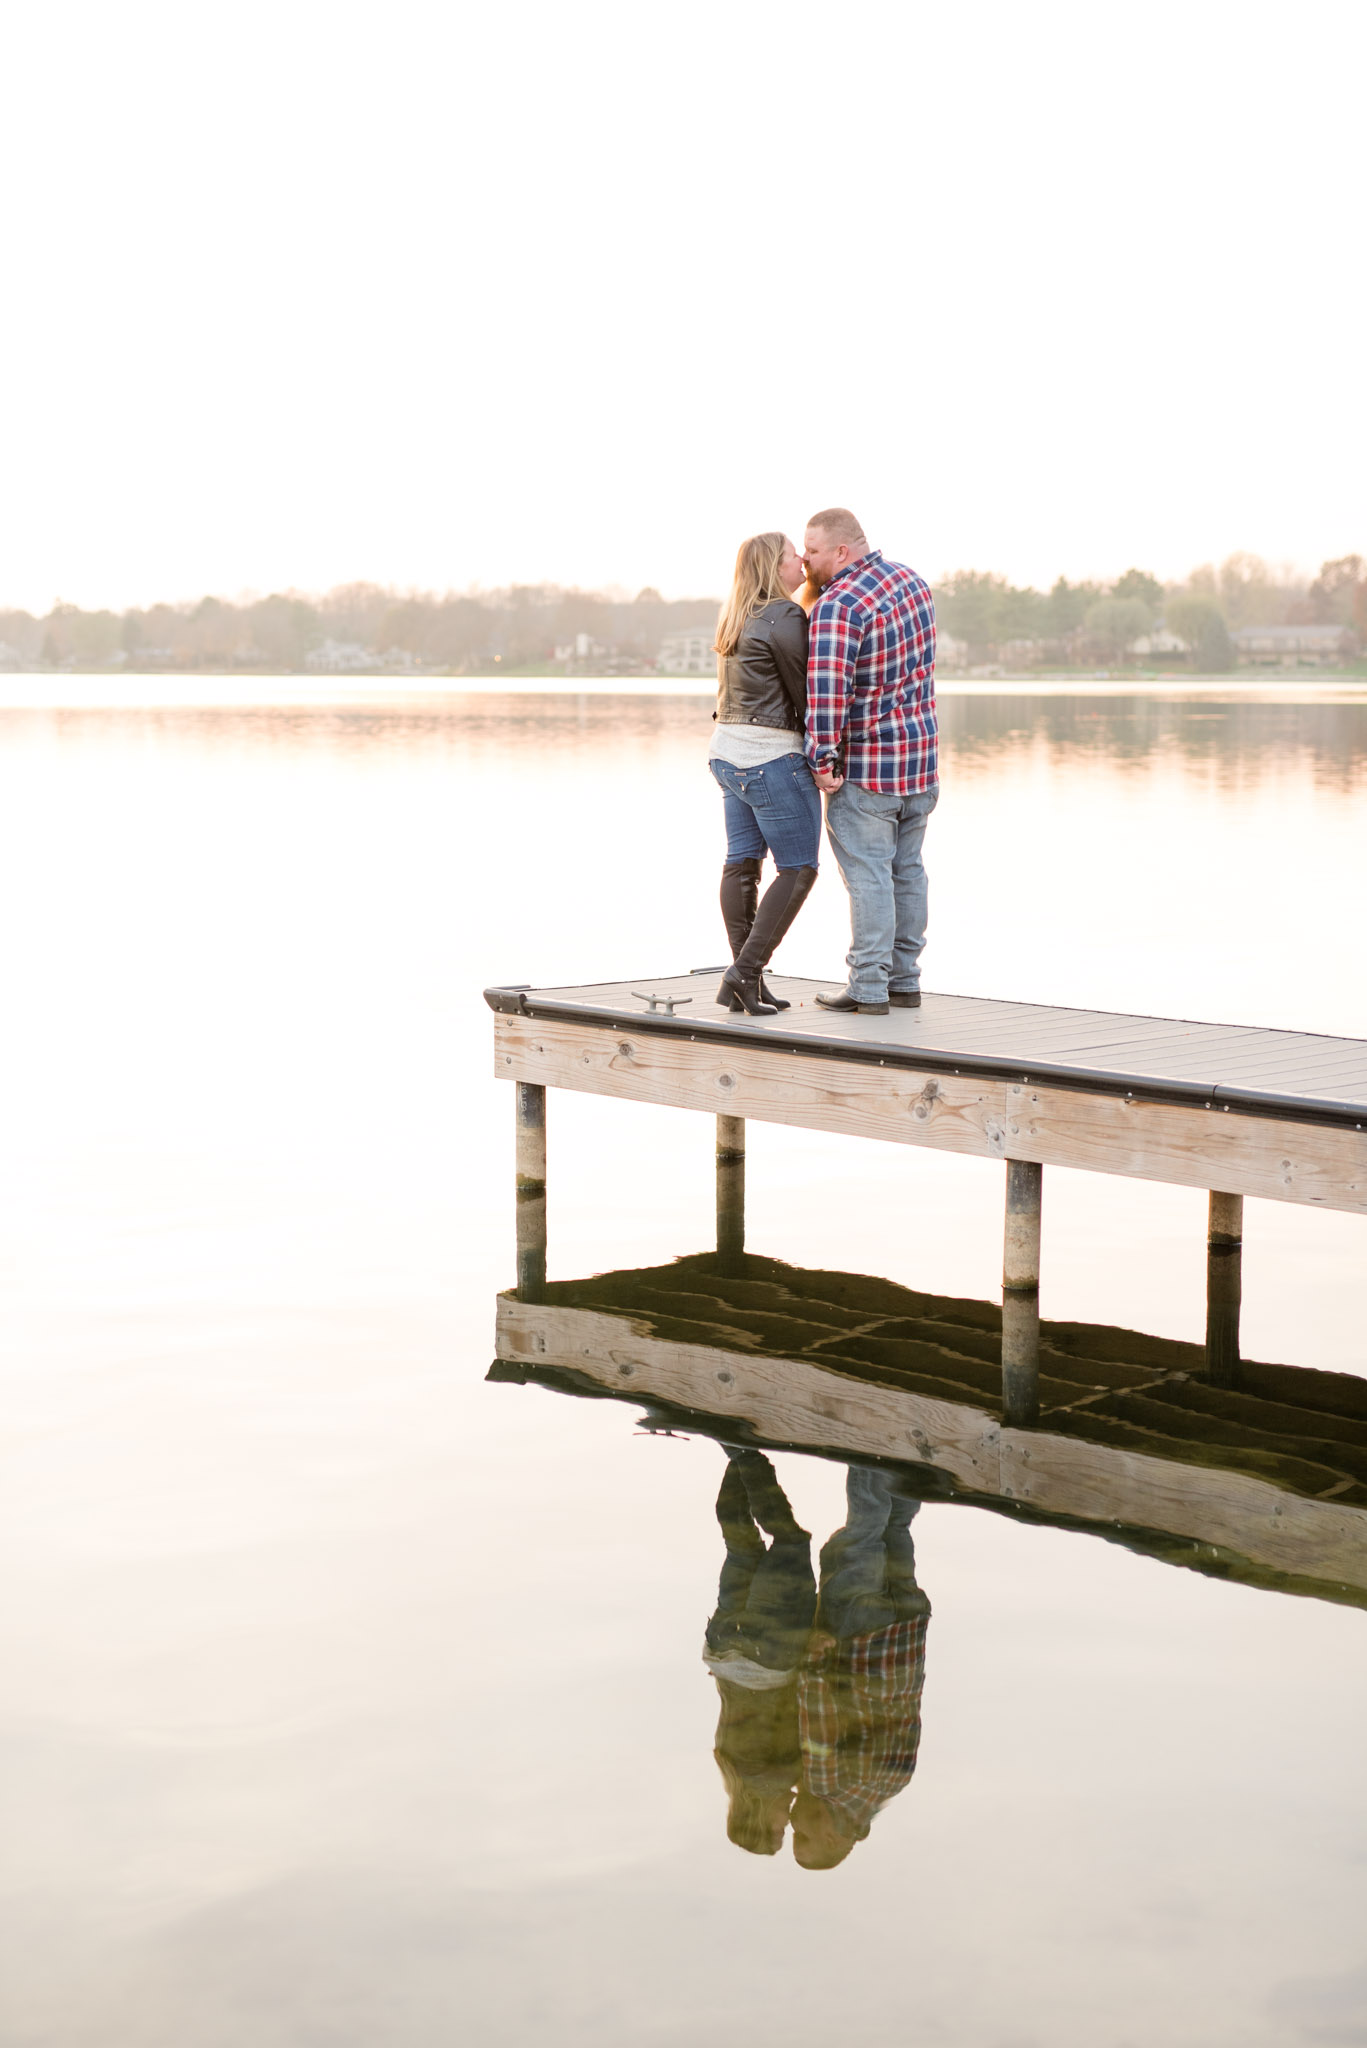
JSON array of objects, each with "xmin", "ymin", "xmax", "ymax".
[
  {"xmin": 3, "ymin": 0, "xmax": 1363, "ymax": 614},
  {"xmin": 6, "ymin": 549, "xmax": 1361, "ymax": 619}
]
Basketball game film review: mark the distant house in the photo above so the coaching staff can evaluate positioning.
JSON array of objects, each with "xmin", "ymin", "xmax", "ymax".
[
  {"xmin": 658, "ymin": 628, "xmax": 716, "ymax": 676},
  {"xmin": 555, "ymin": 632, "xmax": 612, "ymax": 669},
  {"xmin": 935, "ymin": 632, "xmax": 970, "ymax": 669},
  {"xmin": 306, "ymin": 639, "xmax": 379, "ymax": 673},
  {"xmin": 1232, "ymin": 625, "xmax": 1352, "ymax": 667},
  {"xmin": 555, "ymin": 632, "xmax": 605, "ymax": 663},
  {"xmin": 1130, "ymin": 629, "xmax": 1191, "ymax": 657},
  {"xmin": 0, "ymin": 641, "xmax": 26, "ymax": 672}
]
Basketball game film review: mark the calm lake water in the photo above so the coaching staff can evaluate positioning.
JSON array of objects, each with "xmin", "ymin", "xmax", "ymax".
[{"xmin": 2, "ymin": 684, "xmax": 1366, "ymax": 2046}]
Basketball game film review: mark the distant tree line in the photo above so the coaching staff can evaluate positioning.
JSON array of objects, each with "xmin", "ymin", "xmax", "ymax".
[
  {"xmin": 1, "ymin": 553, "xmax": 1363, "ymax": 676},
  {"xmin": 935, "ymin": 554, "xmax": 1367, "ymax": 671},
  {"xmin": 0, "ymin": 583, "xmax": 720, "ymax": 676}
]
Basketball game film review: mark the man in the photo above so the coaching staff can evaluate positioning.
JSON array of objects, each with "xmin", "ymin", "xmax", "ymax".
[
  {"xmin": 792, "ymin": 1466, "xmax": 931, "ymax": 1871},
  {"xmin": 803, "ymin": 508, "xmax": 938, "ymax": 1015}
]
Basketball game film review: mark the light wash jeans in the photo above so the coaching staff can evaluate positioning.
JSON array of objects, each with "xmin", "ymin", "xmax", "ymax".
[
  {"xmin": 815, "ymin": 1468, "xmax": 930, "ymax": 1641},
  {"xmin": 824, "ymin": 781, "xmax": 938, "ymax": 1003}
]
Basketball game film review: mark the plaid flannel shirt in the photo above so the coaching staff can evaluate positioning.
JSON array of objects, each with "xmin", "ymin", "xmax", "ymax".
[
  {"xmin": 804, "ymin": 551, "xmax": 938, "ymax": 794},
  {"xmin": 797, "ymin": 1612, "xmax": 929, "ymax": 1835}
]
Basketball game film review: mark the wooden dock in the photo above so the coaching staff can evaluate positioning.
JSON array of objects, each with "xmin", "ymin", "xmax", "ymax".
[
  {"xmin": 487, "ymin": 972, "xmax": 1367, "ymax": 1424},
  {"xmin": 491, "ymin": 1250, "xmax": 1367, "ymax": 1611}
]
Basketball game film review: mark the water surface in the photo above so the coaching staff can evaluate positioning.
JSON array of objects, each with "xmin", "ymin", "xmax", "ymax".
[{"xmin": 1, "ymin": 686, "xmax": 1365, "ymax": 2045}]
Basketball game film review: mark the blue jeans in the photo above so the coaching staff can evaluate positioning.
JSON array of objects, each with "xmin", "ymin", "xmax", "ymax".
[
  {"xmin": 710, "ymin": 753, "xmax": 822, "ymax": 870},
  {"xmin": 823, "ymin": 780, "xmax": 938, "ymax": 1001},
  {"xmin": 706, "ymin": 1454, "xmax": 816, "ymax": 1673}
]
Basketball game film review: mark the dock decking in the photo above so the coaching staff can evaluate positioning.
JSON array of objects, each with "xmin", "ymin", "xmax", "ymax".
[
  {"xmin": 487, "ymin": 973, "xmax": 1367, "ymax": 1212},
  {"xmin": 489, "ymin": 973, "xmax": 1367, "ymax": 1128}
]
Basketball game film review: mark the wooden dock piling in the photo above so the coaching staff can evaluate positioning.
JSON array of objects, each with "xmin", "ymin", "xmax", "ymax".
[
  {"xmin": 515, "ymin": 1080, "xmax": 547, "ymax": 1300},
  {"xmin": 1205, "ymin": 1190, "xmax": 1244, "ymax": 1388},
  {"xmin": 716, "ymin": 1115, "xmax": 745, "ymax": 1267},
  {"xmin": 1002, "ymin": 1160, "xmax": 1043, "ymax": 1425}
]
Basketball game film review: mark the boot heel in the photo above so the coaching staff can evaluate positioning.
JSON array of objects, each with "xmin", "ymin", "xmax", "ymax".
[{"xmin": 718, "ymin": 966, "xmax": 776, "ymax": 1018}]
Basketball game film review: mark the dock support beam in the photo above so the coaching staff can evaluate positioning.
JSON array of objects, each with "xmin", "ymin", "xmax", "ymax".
[
  {"xmin": 1205, "ymin": 1191, "xmax": 1243, "ymax": 1389},
  {"xmin": 716, "ymin": 1115, "xmax": 746, "ymax": 1269},
  {"xmin": 1002, "ymin": 1160, "xmax": 1043, "ymax": 1427},
  {"xmin": 515, "ymin": 1081, "xmax": 547, "ymax": 1300}
]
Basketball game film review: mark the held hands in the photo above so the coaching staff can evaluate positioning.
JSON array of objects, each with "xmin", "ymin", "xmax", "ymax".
[{"xmin": 813, "ymin": 765, "xmax": 844, "ymax": 793}]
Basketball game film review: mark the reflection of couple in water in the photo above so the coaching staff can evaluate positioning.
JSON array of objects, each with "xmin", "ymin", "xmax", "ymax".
[{"xmin": 702, "ymin": 1449, "xmax": 930, "ymax": 1870}]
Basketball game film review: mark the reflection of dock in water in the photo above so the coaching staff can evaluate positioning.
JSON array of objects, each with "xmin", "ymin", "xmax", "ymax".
[{"xmin": 491, "ymin": 1251, "xmax": 1367, "ymax": 1610}]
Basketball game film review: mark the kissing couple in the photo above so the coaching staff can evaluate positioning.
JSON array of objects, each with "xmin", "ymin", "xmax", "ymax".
[{"xmin": 709, "ymin": 507, "xmax": 938, "ymax": 1018}]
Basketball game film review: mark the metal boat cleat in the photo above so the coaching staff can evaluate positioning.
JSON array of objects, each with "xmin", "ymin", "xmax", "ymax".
[
  {"xmin": 635, "ymin": 1406, "xmax": 690, "ymax": 1439},
  {"xmin": 630, "ymin": 991, "xmax": 693, "ymax": 1016}
]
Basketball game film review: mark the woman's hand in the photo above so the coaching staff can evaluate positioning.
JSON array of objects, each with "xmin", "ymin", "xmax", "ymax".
[{"xmin": 813, "ymin": 765, "xmax": 844, "ymax": 793}]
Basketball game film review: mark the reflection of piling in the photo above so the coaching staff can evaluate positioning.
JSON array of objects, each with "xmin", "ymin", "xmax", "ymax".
[
  {"xmin": 717, "ymin": 1115, "xmax": 745, "ymax": 1270},
  {"xmin": 516, "ymin": 1081, "xmax": 547, "ymax": 1300},
  {"xmin": 1002, "ymin": 1160, "xmax": 1042, "ymax": 1426},
  {"xmin": 1205, "ymin": 1190, "xmax": 1243, "ymax": 1388}
]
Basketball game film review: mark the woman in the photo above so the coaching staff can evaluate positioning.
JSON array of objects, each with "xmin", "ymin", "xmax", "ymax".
[
  {"xmin": 703, "ymin": 1451, "xmax": 815, "ymax": 1858},
  {"xmin": 710, "ymin": 532, "xmax": 820, "ymax": 1016}
]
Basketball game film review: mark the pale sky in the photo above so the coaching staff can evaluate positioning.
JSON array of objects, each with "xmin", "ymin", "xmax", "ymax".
[{"xmin": 3, "ymin": 0, "xmax": 1363, "ymax": 610}]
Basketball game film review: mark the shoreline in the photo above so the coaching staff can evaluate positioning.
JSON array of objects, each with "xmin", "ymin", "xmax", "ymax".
[{"xmin": 2, "ymin": 672, "xmax": 1367, "ymax": 712}]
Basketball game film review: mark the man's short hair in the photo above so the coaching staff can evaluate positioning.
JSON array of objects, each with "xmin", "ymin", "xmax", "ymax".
[{"xmin": 806, "ymin": 507, "xmax": 867, "ymax": 548}]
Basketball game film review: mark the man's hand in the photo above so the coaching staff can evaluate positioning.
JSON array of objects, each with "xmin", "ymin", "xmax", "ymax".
[{"xmin": 813, "ymin": 765, "xmax": 844, "ymax": 793}]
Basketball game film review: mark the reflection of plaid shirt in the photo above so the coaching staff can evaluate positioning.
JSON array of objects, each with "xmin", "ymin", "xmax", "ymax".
[
  {"xmin": 798, "ymin": 1614, "xmax": 929, "ymax": 1834},
  {"xmin": 805, "ymin": 551, "xmax": 938, "ymax": 794}
]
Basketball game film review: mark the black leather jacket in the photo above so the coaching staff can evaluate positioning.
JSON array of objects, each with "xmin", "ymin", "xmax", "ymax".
[{"xmin": 714, "ymin": 599, "xmax": 809, "ymax": 731}]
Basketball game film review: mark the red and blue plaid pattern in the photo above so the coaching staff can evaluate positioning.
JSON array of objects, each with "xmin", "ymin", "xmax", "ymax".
[
  {"xmin": 805, "ymin": 551, "xmax": 938, "ymax": 794},
  {"xmin": 798, "ymin": 1612, "xmax": 929, "ymax": 1834}
]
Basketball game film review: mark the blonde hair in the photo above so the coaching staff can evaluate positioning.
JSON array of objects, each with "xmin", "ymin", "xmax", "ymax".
[{"xmin": 714, "ymin": 531, "xmax": 791, "ymax": 656}]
